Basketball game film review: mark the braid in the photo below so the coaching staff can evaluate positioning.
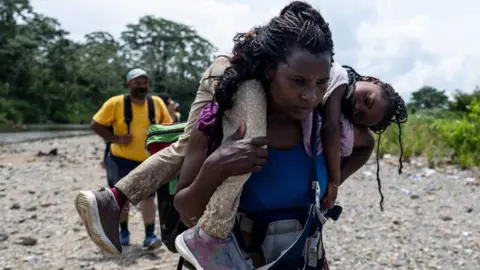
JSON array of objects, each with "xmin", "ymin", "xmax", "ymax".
[
  {"xmin": 210, "ymin": 1, "xmax": 334, "ymax": 146},
  {"xmin": 343, "ymin": 65, "xmax": 408, "ymax": 211}
]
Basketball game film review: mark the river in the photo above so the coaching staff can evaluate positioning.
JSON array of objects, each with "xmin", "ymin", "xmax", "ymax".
[{"xmin": 0, "ymin": 124, "xmax": 91, "ymax": 145}]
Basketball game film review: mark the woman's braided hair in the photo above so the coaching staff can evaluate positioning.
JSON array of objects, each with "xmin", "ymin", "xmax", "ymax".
[
  {"xmin": 343, "ymin": 65, "xmax": 408, "ymax": 211},
  {"xmin": 209, "ymin": 1, "xmax": 334, "ymax": 146}
]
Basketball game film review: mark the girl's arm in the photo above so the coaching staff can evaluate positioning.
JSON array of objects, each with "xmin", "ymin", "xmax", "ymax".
[
  {"xmin": 340, "ymin": 126, "xmax": 375, "ymax": 184},
  {"xmin": 321, "ymin": 84, "xmax": 348, "ymax": 186}
]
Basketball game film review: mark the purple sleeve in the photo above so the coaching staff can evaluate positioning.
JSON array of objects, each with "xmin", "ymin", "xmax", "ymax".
[
  {"xmin": 339, "ymin": 113, "xmax": 354, "ymax": 157},
  {"xmin": 196, "ymin": 103, "xmax": 218, "ymax": 134}
]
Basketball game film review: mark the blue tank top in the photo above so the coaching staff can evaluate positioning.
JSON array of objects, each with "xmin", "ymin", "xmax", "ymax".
[{"xmin": 239, "ymin": 143, "xmax": 328, "ymax": 213}]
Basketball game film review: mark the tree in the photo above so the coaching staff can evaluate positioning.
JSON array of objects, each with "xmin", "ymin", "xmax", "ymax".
[
  {"xmin": 409, "ymin": 86, "xmax": 449, "ymax": 110},
  {"xmin": 0, "ymin": 1, "xmax": 217, "ymax": 124},
  {"xmin": 448, "ymin": 87, "xmax": 480, "ymax": 112},
  {"xmin": 0, "ymin": 0, "xmax": 69, "ymax": 123},
  {"xmin": 121, "ymin": 16, "xmax": 217, "ymax": 117}
]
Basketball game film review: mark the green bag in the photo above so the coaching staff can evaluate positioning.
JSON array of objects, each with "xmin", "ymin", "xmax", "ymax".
[
  {"xmin": 147, "ymin": 122, "xmax": 189, "ymax": 253},
  {"xmin": 145, "ymin": 122, "xmax": 186, "ymax": 195},
  {"xmin": 146, "ymin": 122, "xmax": 187, "ymax": 153},
  {"xmin": 169, "ymin": 178, "xmax": 179, "ymax": 195}
]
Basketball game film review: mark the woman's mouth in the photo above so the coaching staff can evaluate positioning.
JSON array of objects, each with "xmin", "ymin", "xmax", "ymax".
[{"xmin": 295, "ymin": 107, "xmax": 312, "ymax": 114}]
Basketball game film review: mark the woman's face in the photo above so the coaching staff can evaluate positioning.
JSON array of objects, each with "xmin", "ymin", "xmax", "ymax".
[
  {"xmin": 168, "ymin": 100, "xmax": 176, "ymax": 111},
  {"xmin": 353, "ymin": 81, "xmax": 389, "ymax": 127},
  {"xmin": 268, "ymin": 47, "xmax": 332, "ymax": 121}
]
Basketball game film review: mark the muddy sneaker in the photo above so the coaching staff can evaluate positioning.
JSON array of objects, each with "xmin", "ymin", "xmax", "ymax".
[
  {"xmin": 175, "ymin": 225, "xmax": 254, "ymax": 270},
  {"xmin": 74, "ymin": 187, "xmax": 122, "ymax": 255},
  {"xmin": 143, "ymin": 234, "xmax": 162, "ymax": 250}
]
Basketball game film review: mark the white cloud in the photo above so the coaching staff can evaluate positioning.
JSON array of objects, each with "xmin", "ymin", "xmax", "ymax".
[
  {"xmin": 351, "ymin": 0, "xmax": 480, "ymax": 99},
  {"xmin": 30, "ymin": 0, "xmax": 480, "ymax": 100},
  {"xmin": 32, "ymin": 0, "xmax": 268, "ymax": 54}
]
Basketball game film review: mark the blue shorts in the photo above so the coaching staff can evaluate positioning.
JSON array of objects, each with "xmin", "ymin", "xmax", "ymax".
[{"xmin": 105, "ymin": 152, "xmax": 155, "ymax": 198}]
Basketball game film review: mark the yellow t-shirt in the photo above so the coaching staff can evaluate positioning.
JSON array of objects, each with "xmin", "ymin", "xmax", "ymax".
[{"xmin": 93, "ymin": 95, "xmax": 173, "ymax": 162}]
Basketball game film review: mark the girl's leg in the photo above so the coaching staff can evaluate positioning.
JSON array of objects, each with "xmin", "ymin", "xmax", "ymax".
[
  {"xmin": 198, "ymin": 79, "xmax": 267, "ymax": 239},
  {"xmin": 116, "ymin": 56, "xmax": 231, "ymax": 204},
  {"xmin": 74, "ymin": 56, "xmax": 231, "ymax": 256},
  {"xmin": 176, "ymin": 80, "xmax": 267, "ymax": 270}
]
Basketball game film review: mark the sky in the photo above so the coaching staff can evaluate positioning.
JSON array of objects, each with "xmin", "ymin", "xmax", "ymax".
[{"xmin": 30, "ymin": 0, "xmax": 480, "ymax": 100}]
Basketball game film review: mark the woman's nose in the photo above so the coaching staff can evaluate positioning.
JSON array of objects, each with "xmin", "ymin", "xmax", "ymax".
[{"xmin": 302, "ymin": 87, "xmax": 318, "ymax": 102}]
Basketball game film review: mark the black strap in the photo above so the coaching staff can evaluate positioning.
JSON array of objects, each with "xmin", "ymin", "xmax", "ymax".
[
  {"xmin": 176, "ymin": 257, "xmax": 184, "ymax": 270},
  {"xmin": 146, "ymin": 95, "xmax": 156, "ymax": 125},
  {"xmin": 123, "ymin": 94, "xmax": 133, "ymax": 134},
  {"xmin": 235, "ymin": 110, "xmax": 320, "ymax": 253},
  {"xmin": 310, "ymin": 109, "xmax": 319, "ymax": 202},
  {"xmin": 123, "ymin": 94, "xmax": 156, "ymax": 134}
]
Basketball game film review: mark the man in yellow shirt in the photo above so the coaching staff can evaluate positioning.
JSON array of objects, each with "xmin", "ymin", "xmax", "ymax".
[{"xmin": 89, "ymin": 68, "xmax": 172, "ymax": 249}]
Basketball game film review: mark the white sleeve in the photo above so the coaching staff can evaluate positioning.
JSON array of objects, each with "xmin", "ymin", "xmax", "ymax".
[{"xmin": 322, "ymin": 62, "xmax": 349, "ymax": 105}]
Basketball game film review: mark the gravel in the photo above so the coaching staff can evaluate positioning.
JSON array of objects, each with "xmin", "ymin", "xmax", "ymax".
[{"xmin": 0, "ymin": 135, "xmax": 478, "ymax": 269}]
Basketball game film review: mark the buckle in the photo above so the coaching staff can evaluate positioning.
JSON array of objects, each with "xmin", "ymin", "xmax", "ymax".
[
  {"xmin": 237, "ymin": 213, "xmax": 253, "ymax": 233},
  {"xmin": 315, "ymin": 205, "xmax": 327, "ymax": 225},
  {"xmin": 307, "ymin": 230, "xmax": 320, "ymax": 267}
]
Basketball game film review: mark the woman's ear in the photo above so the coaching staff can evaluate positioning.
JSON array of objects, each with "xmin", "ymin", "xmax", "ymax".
[{"xmin": 266, "ymin": 68, "xmax": 275, "ymax": 83}]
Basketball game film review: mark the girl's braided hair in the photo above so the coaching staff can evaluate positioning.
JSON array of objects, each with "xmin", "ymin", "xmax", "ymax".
[{"xmin": 343, "ymin": 65, "xmax": 408, "ymax": 211}]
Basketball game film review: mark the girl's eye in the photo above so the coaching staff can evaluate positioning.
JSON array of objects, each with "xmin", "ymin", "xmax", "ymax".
[
  {"xmin": 364, "ymin": 95, "xmax": 371, "ymax": 106},
  {"xmin": 316, "ymin": 79, "xmax": 328, "ymax": 86}
]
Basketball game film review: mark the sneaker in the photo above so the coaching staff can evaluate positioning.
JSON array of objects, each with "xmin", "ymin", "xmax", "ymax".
[
  {"xmin": 143, "ymin": 234, "xmax": 163, "ymax": 250},
  {"xmin": 74, "ymin": 187, "xmax": 122, "ymax": 255},
  {"xmin": 175, "ymin": 225, "xmax": 253, "ymax": 270},
  {"xmin": 120, "ymin": 229, "xmax": 130, "ymax": 246}
]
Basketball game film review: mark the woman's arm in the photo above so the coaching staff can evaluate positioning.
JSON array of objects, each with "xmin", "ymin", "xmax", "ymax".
[
  {"xmin": 339, "ymin": 126, "xmax": 375, "ymax": 184},
  {"xmin": 173, "ymin": 127, "xmax": 226, "ymax": 226},
  {"xmin": 174, "ymin": 120, "xmax": 268, "ymax": 226}
]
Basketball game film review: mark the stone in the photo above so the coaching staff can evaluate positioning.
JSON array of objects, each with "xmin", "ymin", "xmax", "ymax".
[{"xmin": 16, "ymin": 236, "xmax": 37, "ymax": 246}]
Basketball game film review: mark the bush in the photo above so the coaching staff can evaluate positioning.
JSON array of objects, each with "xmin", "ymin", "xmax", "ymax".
[
  {"xmin": 380, "ymin": 100, "xmax": 480, "ymax": 168},
  {"xmin": 437, "ymin": 100, "xmax": 480, "ymax": 168}
]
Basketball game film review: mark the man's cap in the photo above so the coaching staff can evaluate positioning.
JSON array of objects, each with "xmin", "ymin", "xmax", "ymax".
[{"xmin": 126, "ymin": 68, "xmax": 148, "ymax": 82}]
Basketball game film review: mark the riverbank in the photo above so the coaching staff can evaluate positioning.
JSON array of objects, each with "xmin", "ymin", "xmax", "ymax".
[
  {"xmin": 0, "ymin": 135, "xmax": 479, "ymax": 269},
  {"xmin": 0, "ymin": 124, "xmax": 90, "ymax": 133},
  {"xmin": 0, "ymin": 130, "xmax": 92, "ymax": 145},
  {"xmin": 0, "ymin": 123, "xmax": 91, "ymax": 145}
]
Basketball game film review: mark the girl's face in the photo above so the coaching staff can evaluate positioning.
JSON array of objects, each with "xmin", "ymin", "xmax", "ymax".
[
  {"xmin": 353, "ymin": 81, "xmax": 389, "ymax": 127},
  {"xmin": 268, "ymin": 47, "xmax": 332, "ymax": 121}
]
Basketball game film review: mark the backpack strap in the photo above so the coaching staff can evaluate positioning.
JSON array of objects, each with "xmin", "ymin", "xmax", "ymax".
[
  {"xmin": 234, "ymin": 109, "xmax": 321, "ymax": 254},
  {"xmin": 310, "ymin": 109, "xmax": 319, "ymax": 202},
  {"xmin": 124, "ymin": 94, "xmax": 157, "ymax": 134},
  {"xmin": 123, "ymin": 94, "xmax": 133, "ymax": 134},
  {"xmin": 146, "ymin": 95, "xmax": 156, "ymax": 125},
  {"xmin": 176, "ymin": 257, "xmax": 184, "ymax": 270}
]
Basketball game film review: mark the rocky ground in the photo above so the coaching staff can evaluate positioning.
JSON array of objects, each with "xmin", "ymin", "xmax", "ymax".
[{"xmin": 0, "ymin": 135, "xmax": 478, "ymax": 270}]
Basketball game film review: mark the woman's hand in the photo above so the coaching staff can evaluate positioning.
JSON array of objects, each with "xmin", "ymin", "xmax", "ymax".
[
  {"xmin": 174, "ymin": 120, "xmax": 269, "ymax": 223},
  {"xmin": 206, "ymin": 120, "xmax": 269, "ymax": 179},
  {"xmin": 322, "ymin": 181, "xmax": 338, "ymax": 210}
]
